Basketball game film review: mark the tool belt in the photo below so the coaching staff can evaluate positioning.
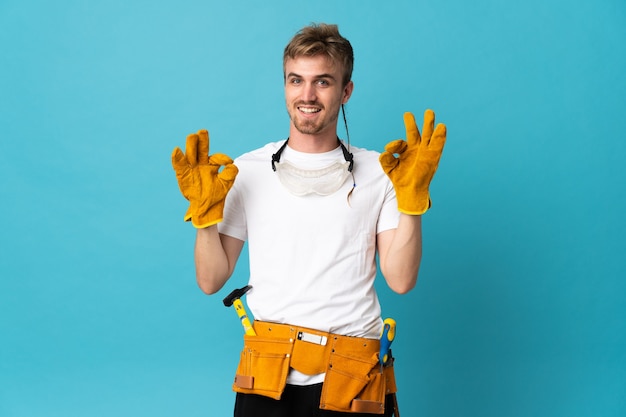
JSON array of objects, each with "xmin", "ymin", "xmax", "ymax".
[{"xmin": 233, "ymin": 321, "xmax": 397, "ymax": 414}]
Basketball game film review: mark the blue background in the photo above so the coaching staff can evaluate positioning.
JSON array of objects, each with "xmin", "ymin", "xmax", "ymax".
[{"xmin": 1, "ymin": 0, "xmax": 625, "ymax": 416}]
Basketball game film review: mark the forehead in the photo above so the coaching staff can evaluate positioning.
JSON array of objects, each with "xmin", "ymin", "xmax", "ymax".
[{"xmin": 284, "ymin": 55, "xmax": 341, "ymax": 78}]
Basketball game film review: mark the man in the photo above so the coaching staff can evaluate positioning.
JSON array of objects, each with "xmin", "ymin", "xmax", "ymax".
[{"xmin": 172, "ymin": 23, "xmax": 446, "ymax": 417}]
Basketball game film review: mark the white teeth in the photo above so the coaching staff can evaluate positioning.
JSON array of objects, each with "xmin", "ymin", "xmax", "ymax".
[{"xmin": 299, "ymin": 107, "xmax": 321, "ymax": 114}]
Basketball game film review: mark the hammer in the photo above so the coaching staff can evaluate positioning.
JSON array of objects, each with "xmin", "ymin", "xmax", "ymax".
[
  {"xmin": 380, "ymin": 317, "xmax": 396, "ymax": 365},
  {"xmin": 222, "ymin": 285, "xmax": 256, "ymax": 336}
]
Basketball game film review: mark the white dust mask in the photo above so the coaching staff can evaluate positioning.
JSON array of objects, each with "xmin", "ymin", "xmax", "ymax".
[
  {"xmin": 274, "ymin": 159, "xmax": 351, "ymax": 196},
  {"xmin": 271, "ymin": 139, "xmax": 354, "ymax": 196}
]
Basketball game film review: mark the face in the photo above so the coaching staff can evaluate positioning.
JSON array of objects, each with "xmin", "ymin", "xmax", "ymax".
[{"xmin": 284, "ymin": 55, "xmax": 353, "ymax": 137}]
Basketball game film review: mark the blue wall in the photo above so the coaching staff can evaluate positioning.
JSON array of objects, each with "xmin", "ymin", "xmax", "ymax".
[{"xmin": 1, "ymin": 1, "xmax": 624, "ymax": 416}]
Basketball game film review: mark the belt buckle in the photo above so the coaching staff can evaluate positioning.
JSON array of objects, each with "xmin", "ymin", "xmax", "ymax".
[{"xmin": 297, "ymin": 331, "xmax": 328, "ymax": 346}]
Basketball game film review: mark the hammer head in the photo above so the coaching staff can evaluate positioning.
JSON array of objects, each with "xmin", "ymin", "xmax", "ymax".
[{"xmin": 223, "ymin": 285, "xmax": 253, "ymax": 307}]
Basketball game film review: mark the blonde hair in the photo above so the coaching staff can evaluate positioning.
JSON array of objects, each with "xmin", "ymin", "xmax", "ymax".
[{"xmin": 283, "ymin": 23, "xmax": 354, "ymax": 86}]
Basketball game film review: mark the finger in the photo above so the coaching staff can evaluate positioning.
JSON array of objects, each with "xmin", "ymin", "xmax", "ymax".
[
  {"xmin": 403, "ymin": 112, "xmax": 420, "ymax": 147},
  {"xmin": 421, "ymin": 109, "xmax": 435, "ymax": 145},
  {"xmin": 185, "ymin": 133, "xmax": 199, "ymax": 166},
  {"xmin": 379, "ymin": 151, "xmax": 399, "ymax": 174},
  {"xmin": 430, "ymin": 123, "xmax": 447, "ymax": 151},
  {"xmin": 209, "ymin": 153, "xmax": 234, "ymax": 166},
  {"xmin": 197, "ymin": 129, "xmax": 209, "ymax": 164},
  {"xmin": 171, "ymin": 147, "xmax": 188, "ymax": 171},
  {"xmin": 218, "ymin": 163, "xmax": 239, "ymax": 183},
  {"xmin": 384, "ymin": 139, "xmax": 408, "ymax": 154}
]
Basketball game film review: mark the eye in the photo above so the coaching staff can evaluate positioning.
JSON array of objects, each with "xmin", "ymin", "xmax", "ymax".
[
  {"xmin": 317, "ymin": 79, "xmax": 329, "ymax": 86},
  {"xmin": 290, "ymin": 78, "xmax": 302, "ymax": 85}
]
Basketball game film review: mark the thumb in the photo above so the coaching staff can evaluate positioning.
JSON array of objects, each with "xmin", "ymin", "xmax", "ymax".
[
  {"xmin": 218, "ymin": 163, "xmax": 239, "ymax": 183},
  {"xmin": 379, "ymin": 151, "xmax": 399, "ymax": 174}
]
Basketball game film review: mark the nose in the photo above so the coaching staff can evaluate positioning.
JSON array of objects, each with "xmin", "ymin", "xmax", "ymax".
[{"xmin": 301, "ymin": 82, "xmax": 317, "ymax": 102}]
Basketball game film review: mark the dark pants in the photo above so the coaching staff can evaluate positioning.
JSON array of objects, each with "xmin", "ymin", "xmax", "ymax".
[{"xmin": 234, "ymin": 383, "xmax": 396, "ymax": 417}]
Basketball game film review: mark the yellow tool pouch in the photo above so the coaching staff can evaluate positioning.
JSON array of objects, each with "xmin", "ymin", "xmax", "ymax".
[{"xmin": 232, "ymin": 321, "xmax": 397, "ymax": 414}]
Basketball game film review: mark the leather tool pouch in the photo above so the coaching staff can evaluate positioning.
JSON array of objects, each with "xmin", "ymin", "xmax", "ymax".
[
  {"xmin": 232, "ymin": 332, "xmax": 293, "ymax": 400},
  {"xmin": 232, "ymin": 321, "xmax": 397, "ymax": 414},
  {"xmin": 319, "ymin": 336, "xmax": 389, "ymax": 414}
]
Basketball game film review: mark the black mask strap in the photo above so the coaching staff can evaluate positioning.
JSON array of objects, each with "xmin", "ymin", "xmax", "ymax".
[
  {"xmin": 271, "ymin": 139, "xmax": 290, "ymax": 171},
  {"xmin": 271, "ymin": 137, "xmax": 354, "ymax": 172},
  {"xmin": 339, "ymin": 141, "xmax": 354, "ymax": 172}
]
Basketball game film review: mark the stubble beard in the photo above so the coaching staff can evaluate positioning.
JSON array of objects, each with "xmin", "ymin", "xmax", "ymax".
[
  {"xmin": 293, "ymin": 118, "xmax": 322, "ymax": 135},
  {"xmin": 289, "ymin": 104, "xmax": 339, "ymax": 136}
]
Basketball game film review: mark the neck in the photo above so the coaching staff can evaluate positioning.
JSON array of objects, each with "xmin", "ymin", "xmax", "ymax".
[{"xmin": 287, "ymin": 124, "xmax": 339, "ymax": 153}]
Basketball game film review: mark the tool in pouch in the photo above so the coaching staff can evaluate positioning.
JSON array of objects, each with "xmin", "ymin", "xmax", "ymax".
[
  {"xmin": 223, "ymin": 285, "xmax": 256, "ymax": 336},
  {"xmin": 380, "ymin": 318, "xmax": 400, "ymax": 417},
  {"xmin": 379, "ymin": 318, "xmax": 396, "ymax": 366}
]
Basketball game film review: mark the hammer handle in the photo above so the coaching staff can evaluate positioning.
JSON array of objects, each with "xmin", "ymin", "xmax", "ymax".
[
  {"xmin": 380, "ymin": 318, "xmax": 396, "ymax": 365},
  {"xmin": 233, "ymin": 299, "xmax": 256, "ymax": 336}
]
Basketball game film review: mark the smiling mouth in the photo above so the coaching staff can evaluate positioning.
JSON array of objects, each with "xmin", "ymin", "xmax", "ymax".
[{"xmin": 297, "ymin": 105, "xmax": 322, "ymax": 114}]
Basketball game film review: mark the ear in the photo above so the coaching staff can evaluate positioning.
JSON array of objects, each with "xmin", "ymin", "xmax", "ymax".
[{"xmin": 342, "ymin": 80, "xmax": 354, "ymax": 104}]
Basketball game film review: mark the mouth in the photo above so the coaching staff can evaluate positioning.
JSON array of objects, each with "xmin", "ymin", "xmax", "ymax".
[{"xmin": 297, "ymin": 105, "xmax": 322, "ymax": 115}]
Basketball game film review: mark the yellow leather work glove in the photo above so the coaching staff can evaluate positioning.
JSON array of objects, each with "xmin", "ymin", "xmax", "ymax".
[
  {"xmin": 171, "ymin": 129, "xmax": 238, "ymax": 228},
  {"xmin": 379, "ymin": 110, "xmax": 447, "ymax": 215}
]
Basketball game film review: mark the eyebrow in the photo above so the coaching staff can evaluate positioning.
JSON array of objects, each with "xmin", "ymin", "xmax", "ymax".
[{"xmin": 287, "ymin": 72, "xmax": 337, "ymax": 81}]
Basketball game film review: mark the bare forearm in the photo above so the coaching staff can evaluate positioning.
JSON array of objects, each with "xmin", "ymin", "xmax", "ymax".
[
  {"xmin": 194, "ymin": 226, "xmax": 234, "ymax": 294},
  {"xmin": 379, "ymin": 214, "xmax": 422, "ymax": 294}
]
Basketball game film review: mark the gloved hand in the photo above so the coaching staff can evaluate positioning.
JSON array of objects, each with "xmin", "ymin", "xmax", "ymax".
[
  {"xmin": 379, "ymin": 110, "xmax": 447, "ymax": 215},
  {"xmin": 171, "ymin": 129, "xmax": 239, "ymax": 228}
]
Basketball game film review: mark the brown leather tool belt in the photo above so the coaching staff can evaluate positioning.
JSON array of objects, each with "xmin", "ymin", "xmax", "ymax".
[{"xmin": 233, "ymin": 320, "xmax": 397, "ymax": 414}]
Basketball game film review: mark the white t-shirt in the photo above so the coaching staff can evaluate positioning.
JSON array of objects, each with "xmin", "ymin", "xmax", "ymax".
[{"xmin": 218, "ymin": 140, "xmax": 399, "ymax": 384}]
